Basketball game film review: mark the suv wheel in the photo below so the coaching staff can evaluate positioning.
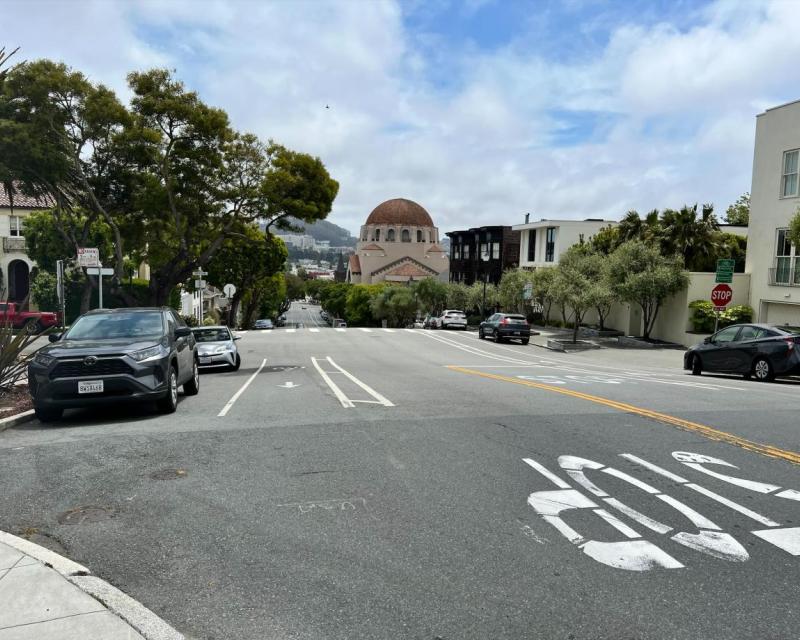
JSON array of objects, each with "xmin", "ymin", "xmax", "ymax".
[
  {"xmin": 157, "ymin": 366, "xmax": 179, "ymax": 413},
  {"xmin": 34, "ymin": 406, "xmax": 62, "ymax": 422},
  {"xmin": 752, "ymin": 357, "xmax": 774, "ymax": 382},
  {"xmin": 478, "ymin": 328, "xmax": 485, "ymax": 339},
  {"xmin": 183, "ymin": 360, "xmax": 200, "ymax": 396}
]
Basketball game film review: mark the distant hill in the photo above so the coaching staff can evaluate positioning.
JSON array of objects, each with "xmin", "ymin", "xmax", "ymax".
[{"xmin": 287, "ymin": 217, "xmax": 357, "ymax": 247}]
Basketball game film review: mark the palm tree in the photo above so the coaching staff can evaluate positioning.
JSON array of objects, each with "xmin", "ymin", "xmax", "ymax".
[
  {"xmin": 659, "ymin": 204, "xmax": 720, "ymax": 270},
  {"xmin": 617, "ymin": 210, "xmax": 643, "ymax": 243}
]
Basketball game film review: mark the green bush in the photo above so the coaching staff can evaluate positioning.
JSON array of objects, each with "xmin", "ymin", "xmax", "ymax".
[
  {"xmin": 466, "ymin": 314, "xmax": 483, "ymax": 326},
  {"xmin": 182, "ymin": 314, "xmax": 199, "ymax": 327},
  {"xmin": 689, "ymin": 300, "xmax": 753, "ymax": 333}
]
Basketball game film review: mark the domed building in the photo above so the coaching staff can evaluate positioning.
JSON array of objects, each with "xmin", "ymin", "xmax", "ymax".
[{"xmin": 347, "ymin": 198, "xmax": 449, "ymax": 285}]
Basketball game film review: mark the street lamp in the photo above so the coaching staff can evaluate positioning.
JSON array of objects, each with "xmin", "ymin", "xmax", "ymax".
[{"xmin": 481, "ymin": 243, "xmax": 490, "ymax": 318}]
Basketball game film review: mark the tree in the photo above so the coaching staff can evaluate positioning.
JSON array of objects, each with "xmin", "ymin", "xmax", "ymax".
[
  {"xmin": 607, "ymin": 241, "xmax": 689, "ymax": 339},
  {"xmin": 285, "ymin": 273, "xmax": 305, "ymax": 300},
  {"xmin": 345, "ymin": 284, "xmax": 383, "ymax": 326},
  {"xmin": 530, "ymin": 267, "xmax": 557, "ymax": 325},
  {"xmin": 588, "ymin": 224, "xmax": 620, "ymax": 255},
  {"xmin": 445, "ymin": 283, "xmax": 469, "ymax": 312},
  {"xmin": 724, "ymin": 193, "xmax": 750, "ymax": 226},
  {"xmin": 551, "ymin": 246, "xmax": 596, "ymax": 343},
  {"xmin": 788, "ymin": 207, "xmax": 800, "ymax": 250},
  {"xmin": 581, "ymin": 251, "xmax": 616, "ymax": 330},
  {"xmin": 30, "ymin": 271, "xmax": 58, "ymax": 311},
  {"xmin": 617, "ymin": 209, "xmax": 660, "ymax": 245},
  {"xmin": 370, "ymin": 286, "xmax": 416, "ymax": 327},
  {"xmin": 319, "ymin": 283, "xmax": 349, "ymax": 320},
  {"xmin": 659, "ymin": 204, "xmax": 720, "ymax": 271},
  {"xmin": 498, "ymin": 269, "xmax": 534, "ymax": 315},
  {"xmin": 206, "ymin": 223, "xmax": 288, "ymax": 326},
  {"xmin": 414, "ymin": 278, "xmax": 447, "ymax": 316}
]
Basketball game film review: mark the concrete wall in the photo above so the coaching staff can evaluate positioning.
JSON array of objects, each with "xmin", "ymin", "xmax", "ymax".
[{"xmin": 745, "ymin": 100, "xmax": 800, "ymax": 323}]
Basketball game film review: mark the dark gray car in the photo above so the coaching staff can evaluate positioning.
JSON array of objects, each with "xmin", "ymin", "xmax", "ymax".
[{"xmin": 28, "ymin": 307, "xmax": 200, "ymax": 422}]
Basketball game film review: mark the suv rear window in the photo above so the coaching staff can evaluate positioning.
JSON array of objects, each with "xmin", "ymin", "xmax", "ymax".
[{"xmin": 507, "ymin": 315, "xmax": 526, "ymax": 321}]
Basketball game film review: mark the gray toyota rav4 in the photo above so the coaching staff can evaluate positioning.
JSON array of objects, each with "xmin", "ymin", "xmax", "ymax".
[{"xmin": 28, "ymin": 307, "xmax": 200, "ymax": 422}]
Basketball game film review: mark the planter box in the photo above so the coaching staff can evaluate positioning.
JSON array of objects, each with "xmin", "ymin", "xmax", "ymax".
[
  {"xmin": 616, "ymin": 336, "xmax": 685, "ymax": 350},
  {"xmin": 579, "ymin": 327, "xmax": 624, "ymax": 338},
  {"xmin": 547, "ymin": 339, "xmax": 601, "ymax": 352}
]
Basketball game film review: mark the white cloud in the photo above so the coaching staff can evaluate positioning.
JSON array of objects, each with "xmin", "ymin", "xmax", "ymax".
[{"xmin": 2, "ymin": 0, "xmax": 797, "ymax": 235}]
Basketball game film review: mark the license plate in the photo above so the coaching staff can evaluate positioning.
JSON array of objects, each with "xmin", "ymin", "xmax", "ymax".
[
  {"xmin": 514, "ymin": 331, "xmax": 521, "ymax": 335},
  {"xmin": 78, "ymin": 380, "xmax": 104, "ymax": 394},
  {"xmin": 199, "ymin": 356, "xmax": 211, "ymax": 365}
]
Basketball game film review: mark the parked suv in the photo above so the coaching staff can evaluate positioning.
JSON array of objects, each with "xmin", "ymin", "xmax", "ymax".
[
  {"xmin": 479, "ymin": 313, "xmax": 531, "ymax": 344},
  {"xmin": 440, "ymin": 309, "xmax": 467, "ymax": 330},
  {"xmin": 28, "ymin": 308, "xmax": 199, "ymax": 421}
]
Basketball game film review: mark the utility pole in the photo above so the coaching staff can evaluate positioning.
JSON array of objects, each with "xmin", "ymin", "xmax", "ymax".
[
  {"xmin": 193, "ymin": 268, "xmax": 208, "ymax": 324},
  {"xmin": 56, "ymin": 260, "xmax": 65, "ymax": 328}
]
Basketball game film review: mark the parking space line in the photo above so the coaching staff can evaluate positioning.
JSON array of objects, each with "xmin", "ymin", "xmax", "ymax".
[
  {"xmin": 311, "ymin": 357, "xmax": 354, "ymax": 408},
  {"xmin": 217, "ymin": 358, "xmax": 268, "ymax": 417},
  {"xmin": 325, "ymin": 357, "xmax": 395, "ymax": 407}
]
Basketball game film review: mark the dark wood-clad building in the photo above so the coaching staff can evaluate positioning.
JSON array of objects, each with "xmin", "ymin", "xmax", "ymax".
[{"xmin": 445, "ymin": 226, "xmax": 520, "ymax": 286}]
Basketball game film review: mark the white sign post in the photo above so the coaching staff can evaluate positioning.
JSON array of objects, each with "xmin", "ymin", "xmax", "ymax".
[
  {"xmin": 193, "ymin": 268, "xmax": 208, "ymax": 325},
  {"xmin": 86, "ymin": 266, "xmax": 114, "ymax": 309},
  {"xmin": 223, "ymin": 283, "xmax": 236, "ymax": 298}
]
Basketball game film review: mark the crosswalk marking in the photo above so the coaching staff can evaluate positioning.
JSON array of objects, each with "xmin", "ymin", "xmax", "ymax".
[
  {"xmin": 286, "ymin": 328, "xmax": 296, "ymax": 333},
  {"xmin": 359, "ymin": 328, "xmax": 372, "ymax": 332},
  {"xmin": 309, "ymin": 328, "xmax": 320, "ymax": 333},
  {"xmin": 335, "ymin": 328, "xmax": 346, "ymax": 332},
  {"xmin": 382, "ymin": 328, "xmax": 396, "ymax": 333}
]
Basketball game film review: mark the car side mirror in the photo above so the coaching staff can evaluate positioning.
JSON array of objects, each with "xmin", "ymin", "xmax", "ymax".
[
  {"xmin": 703, "ymin": 337, "xmax": 712, "ymax": 344},
  {"xmin": 175, "ymin": 326, "xmax": 192, "ymax": 338},
  {"xmin": 48, "ymin": 333, "xmax": 62, "ymax": 343}
]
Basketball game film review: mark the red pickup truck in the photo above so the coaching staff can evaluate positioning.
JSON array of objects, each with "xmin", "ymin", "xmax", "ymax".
[{"xmin": 0, "ymin": 302, "xmax": 60, "ymax": 332}]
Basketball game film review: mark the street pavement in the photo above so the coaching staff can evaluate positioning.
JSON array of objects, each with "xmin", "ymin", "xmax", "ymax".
[{"xmin": 0, "ymin": 301, "xmax": 798, "ymax": 639}]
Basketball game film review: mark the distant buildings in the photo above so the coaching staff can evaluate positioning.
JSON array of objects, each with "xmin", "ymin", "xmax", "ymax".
[
  {"xmin": 446, "ymin": 226, "xmax": 520, "ymax": 285},
  {"xmin": 513, "ymin": 217, "xmax": 614, "ymax": 269}
]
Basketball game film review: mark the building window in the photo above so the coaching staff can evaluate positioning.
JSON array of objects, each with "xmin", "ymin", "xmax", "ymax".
[
  {"xmin": 491, "ymin": 242, "xmax": 500, "ymax": 259},
  {"xmin": 463, "ymin": 244, "xmax": 470, "ymax": 259},
  {"xmin": 429, "ymin": 231, "xmax": 434, "ymax": 243},
  {"xmin": 527, "ymin": 230, "xmax": 536, "ymax": 262},
  {"xmin": 374, "ymin": 229, "xmax": 380, "ymax": 242},
  {"xmin": 401, "ymin": 229, "xmax": 411, "ymax": 242},
  {"xmin": 782, "ymin": 150, "xmax": 799, "ymax": 198},
  {"xmin": 387, "ymin": 228, "xmax": 395, "ymax": 242},
  {"xmin": 774, "ymin": 228, "xmax": 800, "ymax": 284},
  {"xmin": 453, "ymin": 243, "xmax": 460, "ymax": 260},
  {"xmin": 545, "ymin": 227, "xmax": 556, "ymax": 262},
  {"xmin": 417, "ymin": 230, "xmax": 422, "ymax": 242},
  {"xmin": 9, "ymin": 215, "xmax": 23, "ymax": 237},
  {"xmin": 479, "ymin": 242, "xmax": 488, "ymax": 260}
]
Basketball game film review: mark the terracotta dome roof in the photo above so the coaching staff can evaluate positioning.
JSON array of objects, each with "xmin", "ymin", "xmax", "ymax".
[{"xmin": 365, "ymin": 198, "xmax": 434, "ymax": 227}]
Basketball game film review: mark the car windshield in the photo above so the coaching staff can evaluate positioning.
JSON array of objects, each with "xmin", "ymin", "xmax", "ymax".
[
  {"xmin": 66, "ymin": 312, "xmax": 163, "ymax": 340},
  {"xmin": 192, "ymin": 328, "xmax": 231, "ymax": 342}
]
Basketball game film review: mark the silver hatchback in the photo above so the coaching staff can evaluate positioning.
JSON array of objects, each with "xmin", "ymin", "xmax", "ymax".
[{"xmin": 191, "ymin": 326, "xmax": 241, "ymax": 371}]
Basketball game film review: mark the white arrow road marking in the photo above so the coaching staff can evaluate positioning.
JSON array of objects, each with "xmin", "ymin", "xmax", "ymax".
[
  {"xmin": 278, "ymin": 382, "xmax": 299, "ymax": 389},
  {"xmin": 218, "ymin": 358, "xmax": 267, "ymax": 417}
]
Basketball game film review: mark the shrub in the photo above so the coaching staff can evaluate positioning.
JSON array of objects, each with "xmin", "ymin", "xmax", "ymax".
[
  {"xmin": 182, "ymin": 314, "xmax": 199, "ymax": 327},
  {"xmin": 689, "ymin": 300, "xmax": 753, "ymax": 333},
  {"xmin": 466, "ymin": 314, "xmax": 482, "ymax": 326}
]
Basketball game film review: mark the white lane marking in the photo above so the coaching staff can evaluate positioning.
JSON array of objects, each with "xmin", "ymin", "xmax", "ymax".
[
  {"xmin": 335, "ymin": 328, "xmax": 346, "ymax": 332},
  {"xmin": 325, "ymin": 357, "xmax": 395, "ymax": 407},
  {"xmin": 419, "ymin": 331, "xmax": 533, "ymax": 365},
  {"xmin": 217, "ymin": 358, "xmax": 268, "ymax": 417},
  {"xmin": 260, "ymin": 330, "xmax": 271, "ymax": 334},
  {"xmin": 686, "ymin": 483, "xmax": 780, "ymax": 528},
  {"xmin": 751, "ymin": 528, "xmax": 800, "ymax": 555},
  {"xmin": 672, "ymin": 451, "xmax": 793, "ymax": 497},
  {"xmin": 311, "ymin": 357, "xmax": 354, "ymax": 408},
  {"xmin": 602, "ymin": 497, "xmax": 674, "ymax": 535},
  {"xmin": 309, "ymin": 328, "xmax": 320, "ymax": 333},
  {"xmin": 359, "ymin": 328, "xmax": 373, "ymax": 332},
  {"xmin": 286, "ymin": 328, "xmax": 296, "ymax": 333},
  {"xmin": 523, "ymin": 457, "xmax": 571, "ymax": 489},
  {"xmin": 382, "ymin": 328, "xmax": 396, "ymax": 333},
  {"xmin": 593, "ymin": 508, "xmax": 640, "ymax": 538},
  {"xmin": 619, "ymin": 453, "xmax": 689, "ymax": 483}
]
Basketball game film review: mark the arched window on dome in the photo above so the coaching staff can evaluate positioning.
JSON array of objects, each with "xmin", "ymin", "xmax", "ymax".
[
  {"xmin": 373, "ymin": 228, "xmax": 380, "ymax": 242},
  {"xmin": 401, "ymin": 229, "xmax": 411, "ymax": 243},
  {"xmin": 417, "ymin": 230, "xmax": 423, "ymax": 242},
  {"xmin": 387, "ymin": 228, "xmax": 396, "ymax": 242},
  {"xmin": 429, "ymin": 231, "xmax": 434, "ymax": 243}
]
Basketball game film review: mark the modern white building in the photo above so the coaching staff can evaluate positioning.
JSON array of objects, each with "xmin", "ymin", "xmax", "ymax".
[
  {"xmin": 745, "ymin": 99, "xmax": 800, "ymax": 324},
  {"xmin": 512, "ymin": 218, "xmax": 615, "ymax": 269}
]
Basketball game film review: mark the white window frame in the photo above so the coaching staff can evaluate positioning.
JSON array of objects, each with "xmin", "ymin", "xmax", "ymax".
[
  {"xmin": 9, "ymin": 215, "xmax": 24, "ymax": 237},
  {"xmin": 774, "ymin": 228, "xmax": 800, "ymax": 285},
  {"xmin": 781, "ymin": 149, "xmax": 799, "ymax": 198}
]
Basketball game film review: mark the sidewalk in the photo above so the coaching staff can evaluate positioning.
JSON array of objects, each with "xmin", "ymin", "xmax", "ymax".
[{"xmin": 0, "ymin": 532, "xmax": 181, "ymax": 640}]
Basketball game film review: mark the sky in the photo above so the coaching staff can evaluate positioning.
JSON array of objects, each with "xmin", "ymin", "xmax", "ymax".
[{"xmin": 4, "ymin": 0, "xmax": 800, "ymax": 236}]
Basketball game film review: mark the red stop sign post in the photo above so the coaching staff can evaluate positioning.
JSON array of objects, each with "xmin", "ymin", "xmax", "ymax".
[{"xmin": 710, "ymin": 283, "xmax": 733, "ymax": 332}]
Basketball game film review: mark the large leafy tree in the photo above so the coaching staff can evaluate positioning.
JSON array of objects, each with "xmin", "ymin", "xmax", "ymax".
[
  {"xmin": 607, "ymin": 240, "xmax": 689, "ymax": 339},
  {"xmin": 724, "ymin": 192, "xmax": 750, "ymax": 226},
  {"xmin": 550, "ymin": 245, "xmax": 600, "ymax": 343},
  {"xmin": 414, "ymin": 278, "xmax": 448, "ymax": 316},
  {"xmin": 206, "ymin": 223, "xmax": 288, "ymax": 327},
  {"xmin": 616, "ymin": 209, "xmax": 660, "ymax": 245},
  {"xmin": 371, "ymin": 286, "xmax": 417, "ymax": 328},
  {"xmin": 530, "ymin": 267, "xmax": 557, "ymax": 325}
]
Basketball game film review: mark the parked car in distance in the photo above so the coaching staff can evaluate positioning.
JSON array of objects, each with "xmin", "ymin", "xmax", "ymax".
[
  {"xmin": 440, "ymin": 309, "xmax": 467, "ymax": 330},
  {"xmin": 254, "ymin": 319, "xmax": 273, "ymax": 329},
  {"xmin": 275, "ymin": 315, "xmax": 286, "ymax": 327},
  {"xmin": 684, "ymin": 323, "xmax": 800, "ymax": 381},
  {"xmin": 0, "ymin": 301, "xmax": 59, "ymax": 332},
  {"xmin": 192, "ymin": 326, "xmax": 241, "ymax": 371},
  {"xmin": 479, "ymin": 313, "xmax": 531, "ymax": 344},
  {"xmin": 334, "ymin": 319, "xmax": 347, "ymax": 328},
  {"xmin": 27, "ymin": 307, "xmax": 199, "ymax": 422},
  {"xmin": 321, "ymin": 311, "xmax": 329, "ymax": 322},
  {"xmin": 423, "ymin": 314, "xmax": 440, "ymax": 329}
]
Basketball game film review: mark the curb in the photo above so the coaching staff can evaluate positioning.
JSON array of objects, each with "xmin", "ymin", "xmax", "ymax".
[
  {"xmin": 0, "ymin": 408, "xmax": 36, "ymax": 432},
  {"xmin": 0, "ymin": 530, "xmax": 184, "ymax": 640}
]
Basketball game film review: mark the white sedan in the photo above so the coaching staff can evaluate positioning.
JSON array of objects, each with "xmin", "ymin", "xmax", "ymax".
[
  {"xmin": 191, "ymin": 326, "xmax": 241, "ymax": 371},
  {"xmin": 440, "ymin": 310, "xmax": 468, "ymax": 330}
]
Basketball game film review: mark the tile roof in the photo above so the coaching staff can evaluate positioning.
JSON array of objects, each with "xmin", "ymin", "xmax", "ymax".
[
  {"xmin": 348, "ymin": 254, "xmax": 361, "ymax": 273},
  {"xmin": 384, "ymin": 263, "xmax": 434, "ymax": 278},
  {"xmin": 361, "ymin": 243, "xmax": 384, "ymax": 251},
  {"xmin": 0, "ymin": 186, "xmax": 55, "ymax": 209},
  {"xmin": 426, "ymin": 244, "xmax": 445, "ymax": 252}
]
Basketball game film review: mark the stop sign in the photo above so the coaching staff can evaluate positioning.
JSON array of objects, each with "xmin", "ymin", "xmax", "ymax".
[{"xmin": 710, "ymin": 283, "xmax": 733, "ymax": 308}]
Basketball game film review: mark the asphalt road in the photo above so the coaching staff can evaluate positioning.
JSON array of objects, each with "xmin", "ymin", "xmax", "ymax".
[{"xmin": 1, "ymin": 301, "xmax": 799, "ymax": 640}]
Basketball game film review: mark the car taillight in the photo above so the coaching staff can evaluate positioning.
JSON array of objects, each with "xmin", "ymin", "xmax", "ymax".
[
  {"xmin": 785, "ymin": 337, "xmax": 795, "ymax": 351},
  {"xmin": 501, "ymin": 317, "xmax": 509, "ymax": 325}
]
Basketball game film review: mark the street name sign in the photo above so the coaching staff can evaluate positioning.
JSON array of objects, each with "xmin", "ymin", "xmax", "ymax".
[
  {"xmin": 710, "ymin": 283, "xmax": 733, "ymax": 311},
  {"xmin": 77, "ymin": 247, "xmax": 100, "ymax": 267},
  {"xmin": 86, "ymin": 267, "xmax": 114, "ymax": 276},
  {"xmin": 715, "ymin": 258, "xmax": 735, "ymax": 284}
]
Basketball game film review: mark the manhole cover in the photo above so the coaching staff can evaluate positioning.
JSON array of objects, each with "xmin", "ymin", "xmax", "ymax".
[
  {"xmin": 150, "ymin": 468, "xmax": 188, "ymax": 480},
  {"xmin": 57, "ymin": 506, "xmax": 115, "ymax": 525}
]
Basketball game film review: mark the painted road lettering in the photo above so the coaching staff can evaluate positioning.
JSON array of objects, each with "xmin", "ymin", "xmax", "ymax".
[{"xmin": 524, "ymin": 452, "xmax": 799, "ymax": 570}]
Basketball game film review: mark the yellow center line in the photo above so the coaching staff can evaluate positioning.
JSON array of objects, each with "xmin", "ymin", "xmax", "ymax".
[{"xmin": 447, "ymin": 365, "xmax": 800, "ymax": 465}]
